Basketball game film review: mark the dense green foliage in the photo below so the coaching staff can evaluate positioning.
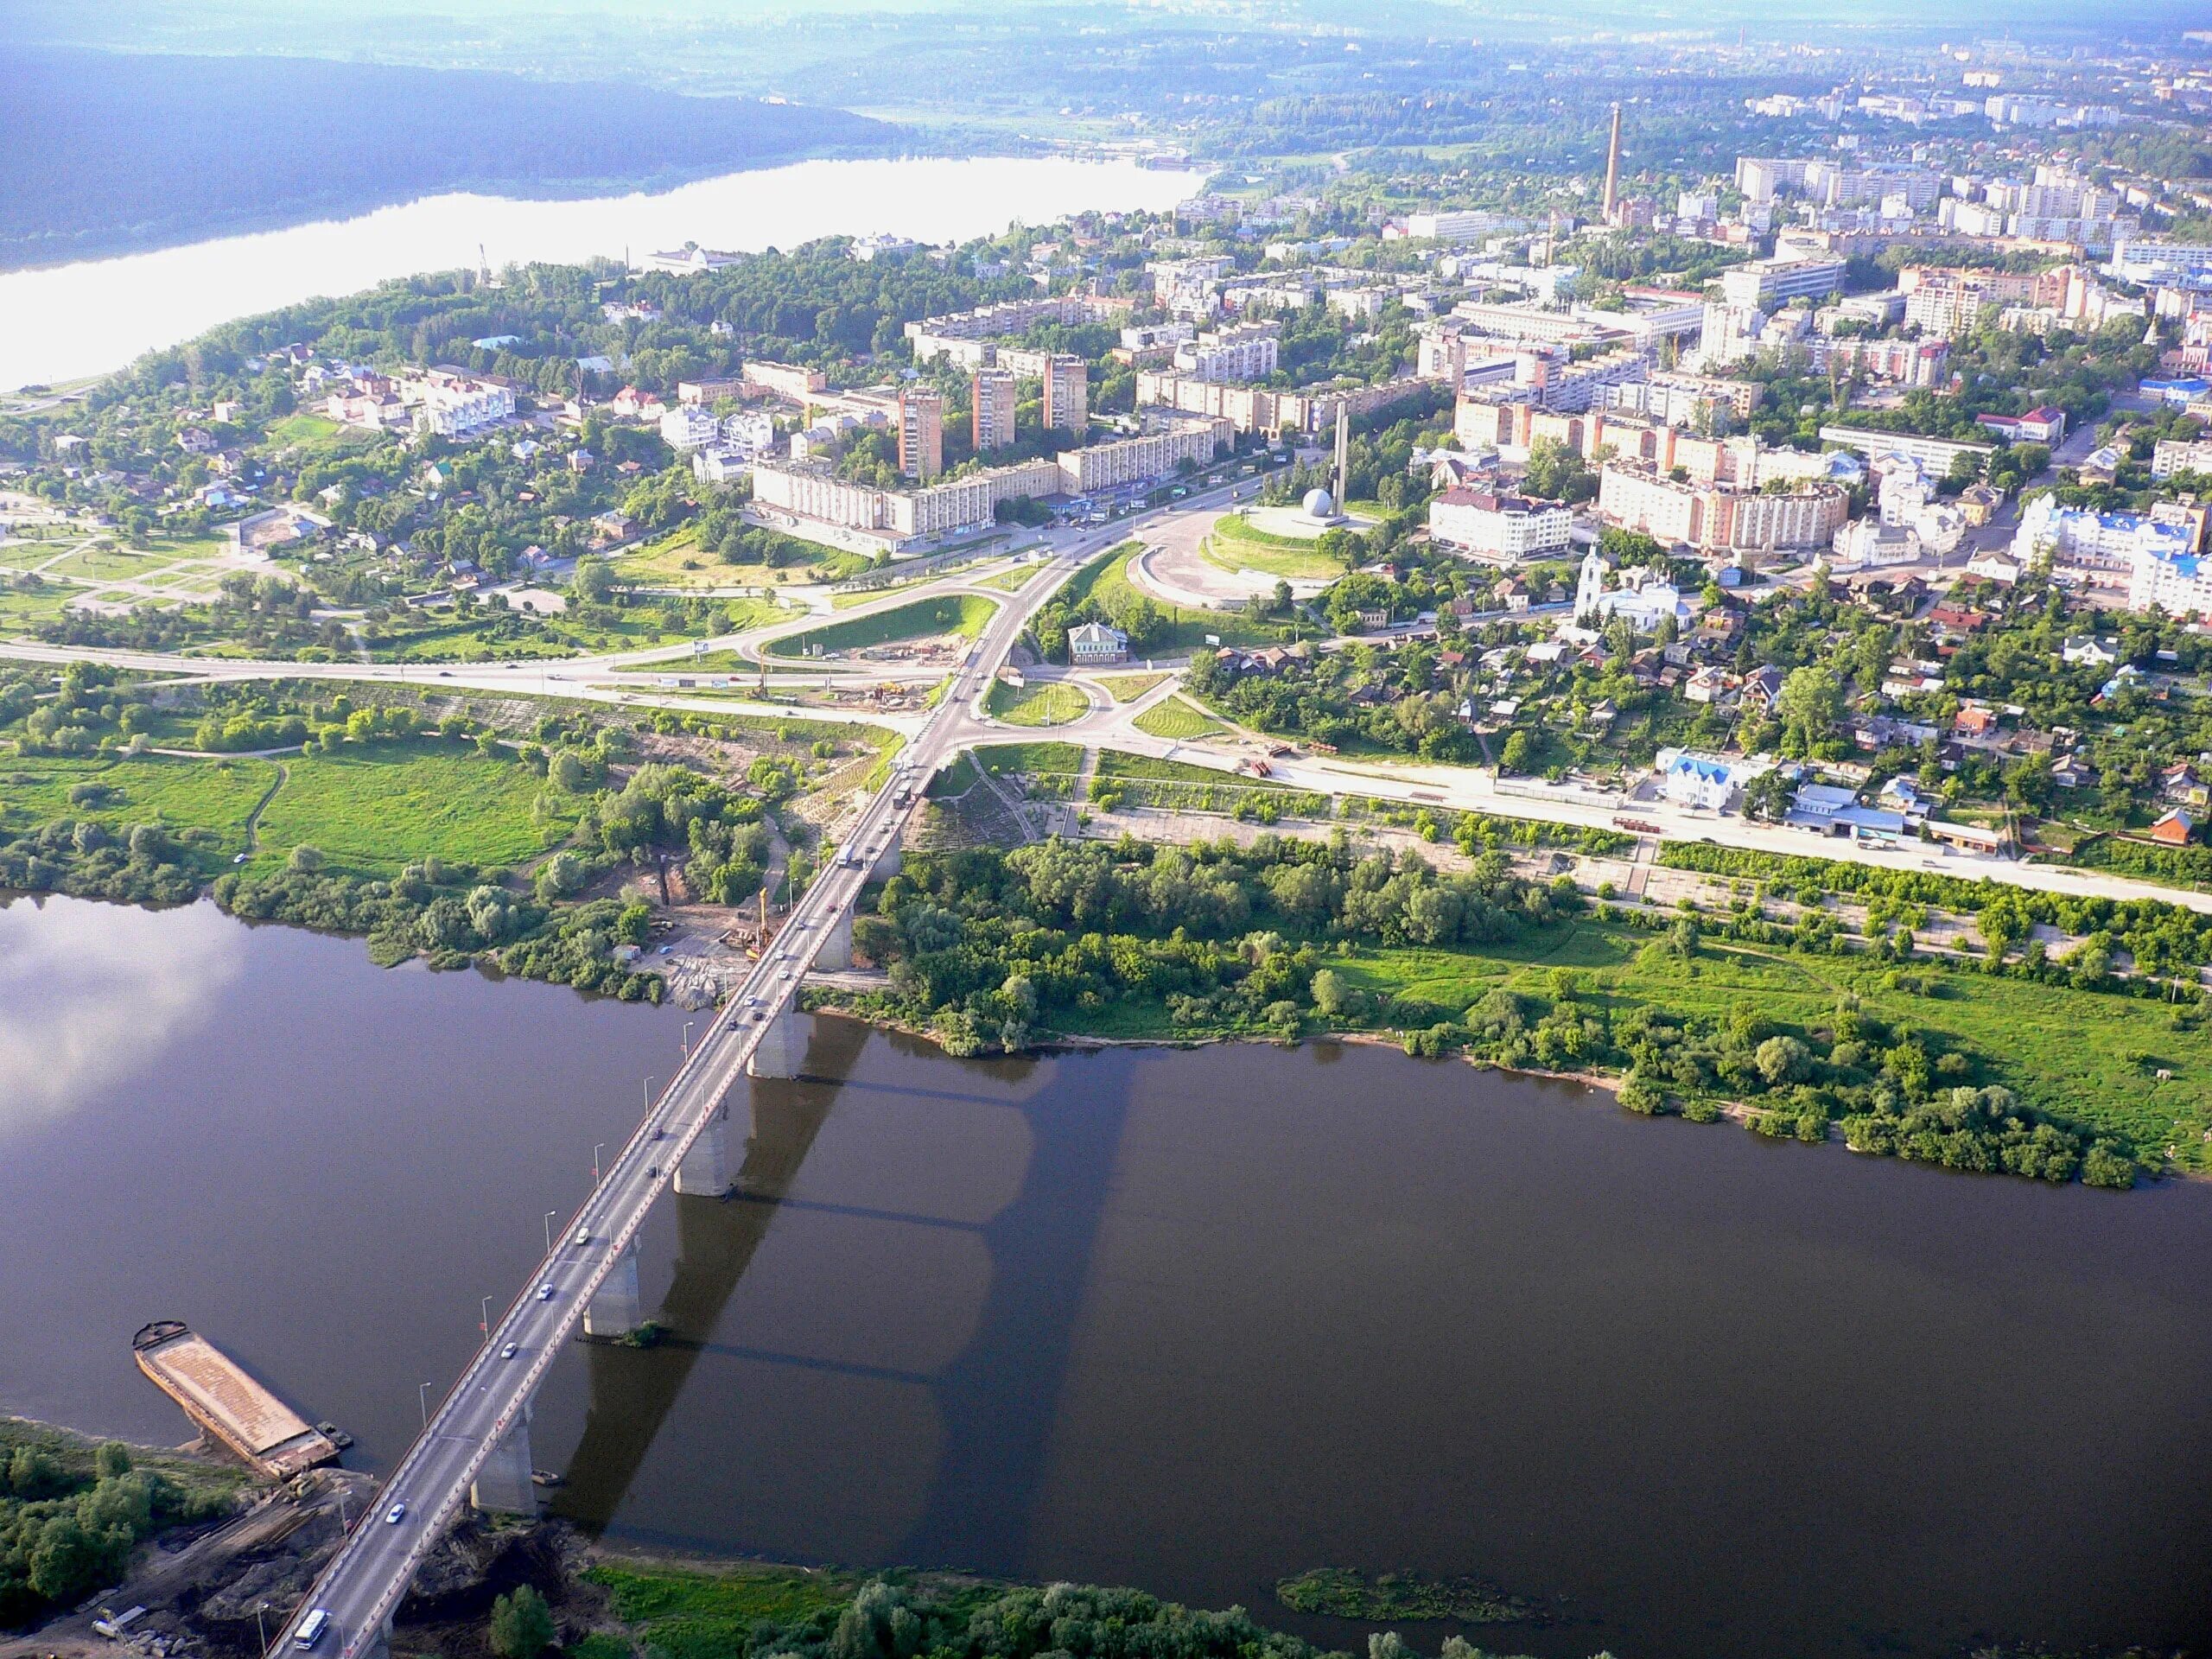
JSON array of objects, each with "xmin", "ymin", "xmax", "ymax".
[{"xmin": 0, "ymin": 1432, "xmax": 234, "ymax": 1626}]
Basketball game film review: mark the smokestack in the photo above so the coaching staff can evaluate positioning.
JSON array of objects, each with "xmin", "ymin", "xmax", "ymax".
[{"xmin": 1602, "ymin": 103, "xmax": 1623, "ymax": 222}]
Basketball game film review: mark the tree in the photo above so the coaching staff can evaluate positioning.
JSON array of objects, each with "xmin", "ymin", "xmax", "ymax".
[
  {"xmin": 1754, "ymin": 1034, "xmax": 1811, "ymax": 1086},
  {"xmin": 488, "ymin": 1586, "xmax": 556, "ymax": 1659},
  {"xmin": 569, "ymin": 556, "xmax": 616, "ymax": 606},
  {"xmin": 1499, "ymin": 730, "xmax": 1532, "ymax": 773},
  {"xmin": 1309, "ymin": 968, "xmax": 1350, "ymax": 1016},
  {"xmin": 1775, "ymin": 664, "xmax": 1844, "ymax": 754}
]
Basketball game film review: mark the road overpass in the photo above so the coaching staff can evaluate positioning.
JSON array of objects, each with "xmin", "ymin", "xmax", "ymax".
[{"xmin": 262, "ymin": 479, "xmax": 1252, "ymax": 1659}]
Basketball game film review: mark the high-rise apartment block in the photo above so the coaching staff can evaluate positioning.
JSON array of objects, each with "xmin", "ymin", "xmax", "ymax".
[
  {"xmin": 971, "ymin": 367, "xmax": 1018, "ymax": 454},
  {"xmin": 899, "ymin": 388, "xmax": 944, "ymax": 481},
  {"xmin": 1044, "ymin": 354, "xmax": 1089, "ymax": 436}
]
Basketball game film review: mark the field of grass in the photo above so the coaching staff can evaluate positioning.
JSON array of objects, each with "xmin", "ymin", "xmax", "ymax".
[
  {"xmin": 587, "ymin": 1563, "xmax": 852, "ymax": 1659},
  {"xmin": 986, "ymin": 679, "xmax": 1090, "ymax": 728},
  {"xmin": 1200, "ymin": 513, "xmax": 1344, "ymax": 582},
  {"xmin": 976, "ymin": 562, "xmax": 1046, "ymax": 593},
  {"xmin": 614, "ymin": 525, "xmax": 872, "ymax": 591},
  {"xmin": 1133, "ymin": 695, "xmax": 1229, "ymax": 741},
  {"xmin": 1095, "ymin": 748, "xmax": 1279, "ymax": 788},
  {"xmin": 975, "ymin": 741, "xmax": 1084, "ymax": 776},
  {"xmin": 1317, "ymin": 919, "xmax": 2212, "ymax": 1170},
  {"xmin": 250, "ymin": 740, "xmax": 578, "ymax": 878},
  {"xmin": 766, "ymin": 593, "xmax": 997, "ymax": 658},
  {"xmin": 1094, "ymin": 671, "xmax": 1170, "ymax": 702},
  {"xmin": 46, "ymin": 545, "xmax": 171, "ymax": 582},
  {"xmin": 0, "ymin": 753, "xmax": 279, "ymax": 869},
  {"xmin": 1059, "ymin": 543, "xmax": 1303, "ymax": 654}
]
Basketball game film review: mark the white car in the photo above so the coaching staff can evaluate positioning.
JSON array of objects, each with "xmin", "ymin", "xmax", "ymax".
[
  {"xmin": 500, "ymin": 1342, "xmax": 519, "ymax": 1359},
  {"xmin": 385, "ymin": 1502, "xmax": 407, "ymax": 1524}
]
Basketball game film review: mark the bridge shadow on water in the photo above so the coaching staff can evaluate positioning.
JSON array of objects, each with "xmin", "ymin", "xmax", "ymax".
[{"xmin": 547, "ymin": 1014, "xmax": 1135, "ymax": 1579}]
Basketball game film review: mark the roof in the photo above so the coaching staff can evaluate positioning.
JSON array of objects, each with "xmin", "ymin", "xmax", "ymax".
[{"xmin": 1667, "ymin": 753, "xmax": 1736, "ymax": 785}]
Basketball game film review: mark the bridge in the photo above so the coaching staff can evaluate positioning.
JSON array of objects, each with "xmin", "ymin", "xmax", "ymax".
[{"xmin": 262, "ymin": 486, "xmax": 1241, "ymax": 1659}]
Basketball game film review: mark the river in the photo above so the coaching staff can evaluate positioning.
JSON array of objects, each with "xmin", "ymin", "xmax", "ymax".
[
  {"xmin": 0, "ymin": 156, "xmax": 1201, "ymax": 392},
  {"xmin": 3, "ymin": 893, "xmax": 2209, "ymax": 1659}
]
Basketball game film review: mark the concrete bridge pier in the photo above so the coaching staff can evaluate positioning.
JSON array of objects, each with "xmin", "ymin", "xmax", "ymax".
[
  {"xmin": 817, "ymin": 911, "xmax": 855, "ymax": 972},
  {"xmin": 470, "ymin": 1402, "xmax": 537, "ymax": 1514},
  {"xmin": 747, "ymin": 1000, "xmax": 807, "ymax": 1079},
  {"xmin": 872, "ymin": 839, "xmax": 904, "ymax": 880},
  {"xmin": 583, "ymin": 1239, "xmax": 642, "ymax": 1338},
  {"xmin": 675, "ymin": 1102, "xmax": 734, "ymax": 1196}
]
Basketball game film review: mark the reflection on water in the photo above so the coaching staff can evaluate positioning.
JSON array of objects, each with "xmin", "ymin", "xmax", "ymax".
[
  {"xmin": 5, "ymin": 895, "xmax": 2211, "ymax": 1659},
  {"xmin": 0, "ymin": 156, "xmax": 1201, "ymax": 390},
  {"xmin": 0, "ymin": 895, "xmax": 244, "ymax": 1138}
]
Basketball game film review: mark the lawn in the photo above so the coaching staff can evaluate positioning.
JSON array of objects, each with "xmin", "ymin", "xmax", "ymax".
[
  {"xmin": 45, "ymin": 545, "xmax": 170, "ymax": 582},
  {"xmin": 1094, "ymin": 671, "xmax": 1170, "ymax": 702},
  {"xmin": 614, "ymin": 524, "xmax": 872, "ymax": 591},
  {"xmin": 1319, "ymin": 919, "xmax": 2212, "ymax": 1170},
  {"xmin": 1133, "ymin": 695, "xmax": 1228, "ymax": 741},
  {"xmin": 1058, "ymin": 543, "xmax": 1306, "ymax": 653},
  {"xmin": 1095, "ymin": 748, "xmax": 1279, "ymax": 788},
  {"xmin": 0, "ymin": 753, "xmax": 278, "ymax": 869},
  {"xmin": 986, "ymin": 679, "xmax": 1090, "ymax": 728},
  {"xmin": 1200, "ymin": 513, "xmax": 1345, "ymax": 582},
  {"xmin": 0, "ymin": 584, "xmax": 75, "ymax": 634},
  {"xmin": 587, "ymin": 1563, "xmax": 852, "ymax": 1659},
  {"xmin": 766, "ymin": 594, "xmax": 998, "ymax": 658},
  {"xmin": 976, "ymin": 562, "xmax": 1045, "ymax": 593},
  {"xmin": 974, "ymin": 741, "xmax": 1084, "ymax": 777},
  {"xmin": 250, "ymin": 740, "xmax": 579, "ymax": 878}
]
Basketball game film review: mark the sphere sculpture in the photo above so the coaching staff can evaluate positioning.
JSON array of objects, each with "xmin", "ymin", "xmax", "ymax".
[{"xmin": 1300, "ymin": 486, "xmax": 1337, "ymax": 518}]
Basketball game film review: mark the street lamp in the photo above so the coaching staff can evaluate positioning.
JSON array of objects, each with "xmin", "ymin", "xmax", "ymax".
[
  {"xmin": 480, "ymin": 1295, "xmax": 493, "ymax": 1337},
  {"xmin": 683, "ymin": 1020, "xmax": 695, "ymax": 1058},
  {"xmin": 256, "ymin": 1602, "xmax": 270, "ymax": 1652},
  {"xmin": 593, "ymin": 1143, "xmax": 606, "ymax": 1182},
  {"xmin": 418, "ymin": 1381, "xmax": 432, "ymax": 1429},
  {"xmin": 543, "ymin": 1211, "xmax": 557, "ymax": 1255}
]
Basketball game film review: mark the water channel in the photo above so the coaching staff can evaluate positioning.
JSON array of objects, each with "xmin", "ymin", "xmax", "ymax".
[
  {"xmin": 0, "ymin": 155, "xmax": 1202, "ymax": 392},
  {"xmin": 3, "ymin": 893, "xmax": 2209, "ymax": 1659}
]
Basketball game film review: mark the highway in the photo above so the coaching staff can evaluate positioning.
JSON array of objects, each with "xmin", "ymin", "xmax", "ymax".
[{"xmin": 267, "ymin": 480, "xmax": 1249, "ymax": 1659}]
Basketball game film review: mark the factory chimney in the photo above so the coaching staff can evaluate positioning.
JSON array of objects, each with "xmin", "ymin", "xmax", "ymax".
[{"xmin": 1602, "ymin": 103, "xmax": 1623, "ymax": 222}]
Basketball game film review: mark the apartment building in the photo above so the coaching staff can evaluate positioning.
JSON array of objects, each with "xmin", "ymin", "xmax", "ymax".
[
  {"xmin": 971, "ymin": 367, "xmax": 1018, "ymax": 454},
  {"xmin": 743, "ymin": 360, "xmax": 827, "ymax": 400},
  {"xmin": 1598, "ymin": 461, "xmax": 1849, "ymax": 555},
  {"xmin": 1173, "ymin": 323, "xmax": 1281, "ymax": 382},
  {"xmin": 1136, "ymin": 370, "xmax": 1440, "ymax": 438},
  {"xmin": 1602, "ymin": 372, "xmax": 1763, "ymax": 427},
  {"xmin": 1054, "ymin": 419, "xmax": 1229, "ymax": 494},
  {"xmin": 659, "ymin": 404, "xmax": 722, "ymax": 454},
  {"xmin": 903, "ymin": 295, "xmax": 1130, "ymax": 364},
  {"xmin": 898, "ymin": 389, "xmax": 944, "ymax": 481},
  {"xmin": 1717, "ymin": 255, "xmax": 1849, "ymax": 311},
  {"xmin": 2152, "ymin": 437, "xmax": 2212, "ymax": 479},
  {"xmin": 1819, "ymin": 425, "xmax": 1996, "ymax": 474},
  {"xmin": 1043, "ymin": 355, "xmax": 1089, "ymax": 436},
  {"xmin": 1735, "ymin": 157, "xmax": 1814, "ymax": 202},
  {"xmin": 753, "ymin": 457, "xmax": 1061, "ymax": 545},
  {"xmin": 1427, "ymin": 490, "xmax": 1575, "ymax": 560}
]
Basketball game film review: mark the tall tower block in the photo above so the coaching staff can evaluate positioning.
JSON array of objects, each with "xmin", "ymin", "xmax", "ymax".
[{"xmin": 1602, "ymin": 103, "xmax": 1623, "ymax": 222}]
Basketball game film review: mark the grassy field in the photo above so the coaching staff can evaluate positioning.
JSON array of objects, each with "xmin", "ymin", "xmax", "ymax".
[
  {"xmin": 986, "ymin": 679, "xmax": 1090, "ymax": 728},
  {"xmin": 1094, "ymin": 671, "xmax": 1171, "ymax": 702},
  {"xmin": 1094, "ymin": 748, "xmax": 1279, "ymax": 788},
  {"xmin": 976, "ymin": 562, "xmax": 1046, "ymax": 593},
  {"xmin": 0, "ymin": 753, "xmax": 279, "ymax": 868},
  {"xmin": 586, "ymin": 1563, "xmax": 853, "ymax": 1659},
  {"xmin": 766, "ymin": 593, "xmax": 998, "ymax": 658},
  {"xmin": 975, "ymin": 741, "xmax": 1084, "ymax": 776},
  {"xmin": 1133, "ymin": 695, "xmax": 1229, "ymax": 741},
  {"xmin": 1200, "ymin": 513, "xmax": 1345, "ymax": 582},
  {"xmin": 1313, "ymin": 918, "xmax": 2212, "ymax": 1170},
  {"xmin": 249, "ymin": 741, "xmax": 579, "ymax": 878},
  {"xmin": 615, "ymin": 524, "xmax": 872, "ymax": 591},
  {"xmin": 1058, "ymin": 543, "xmax": 1303, "ymax": 654}
]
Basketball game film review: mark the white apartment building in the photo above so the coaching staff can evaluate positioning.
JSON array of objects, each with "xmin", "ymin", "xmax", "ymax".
[
  {"xmin": 1427, "ymin": 490, "xmax": 1574, "ymax": 560},
  {"xmin": 1174, "ymin": 324, "xmax": 1281, "ymax": 382},
  {"xmin": 407, "ymin": 372, "xmax": 515, "ymax": 438},
  {"xmin": 659, "ymin": 405, "xmax": 722, "ymax": 454},
  {"xmin": 2152, "ymin": 438, "xmax": 2212, "ymax": 480},
  {"xmin": 1598, "ymin": 461, "xmax": 1849, "ymax": 555},
  {"xmin": 1402, "ymin": 210, "xmax": 1533, "ymax": 244},
  {"xmin": 1055, "ymin": 420, "xmax": 1228, "ymax": 495},
  {"xmin": 1718, "ymin": 256, "xmax": 1849, "ymax": 312},
  {"xmin": 971, "ymin": 367, "xmax": 1018, "ymax": 453}
]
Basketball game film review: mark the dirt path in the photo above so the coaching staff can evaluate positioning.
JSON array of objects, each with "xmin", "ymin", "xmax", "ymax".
[{"xmin": 241, "ymin": 761, "xmax": 288, "ymax": 855}]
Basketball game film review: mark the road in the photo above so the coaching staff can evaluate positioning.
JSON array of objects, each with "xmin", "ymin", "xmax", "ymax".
[{"xmin": 266, "ymin": 481, "xmax": 1249, "ymax": 1659}]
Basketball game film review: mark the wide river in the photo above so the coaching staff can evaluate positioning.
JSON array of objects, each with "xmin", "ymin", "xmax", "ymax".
[
  {"xmin": 3, "ymin": 893, "xmax": 2209, "ymax": 1659},
  {"xmin": 0, "ymin": 156, "xmax": 1201, "ymax": 392}
]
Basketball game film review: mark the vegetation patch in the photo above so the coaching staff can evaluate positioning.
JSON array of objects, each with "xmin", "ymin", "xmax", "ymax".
[
  {"xmin": 1096, "ymin": 671, "xmax": 1171, "ymax": 702},
  {"xmin": 1276, "ymin": 1567, "xmax": 1538, "ymax": 1626},
  {"xmin": 985, "ymin": 679, "xmax": 1089, "ymax": 728},
  {"xmin": 766, "ymin": 594, "xmax": 997, "ymax": 658},
  {"xmin": 1133, "ymin": 696, "xmax": 1229, "ymax": 741}
]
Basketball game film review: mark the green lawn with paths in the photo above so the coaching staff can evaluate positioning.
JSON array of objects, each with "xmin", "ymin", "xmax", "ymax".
[
  {"xmin": 1133, "ymin": 696, "xmax": 1229, "ymax": 741},
  {"xmin": 986, "ymin": 680, "xmax": 1090, "ymax": 728},
  {"xmin": 766, "ymin": 594, "xmax": 998, "ymax": 658}
]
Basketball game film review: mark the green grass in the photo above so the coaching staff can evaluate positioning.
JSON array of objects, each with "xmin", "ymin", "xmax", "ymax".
[
  {"xmin": 250, "ymin": 740, "xmax": 579, "ymax": 878},
  {"xmin": 1133, "ymin": 696, "xmax": 1228, "ymax": 741},
  {"xmin": 0, "ymin": 753, "xmax": 279, "ymax": 869},
  {"xmin": 976, "ymin": 562, "xmax": 1045, "ymax": 593},
  {"xmin": 766, "ymin": 594, "xmax": 998, "ymax": 658},
  {"xmin": 1095, "ymin": 748, "xmax": 1283, "ymax": 788},
  {"xmin": 1095, "ymin": 671, "xmax": 1171, "ymax": 702},
  {"xmin": 1201, "ymin": 513, "xmax": 1345, "ymax": 581},
  {"xmin": 927, "ymin": 752, "xmax": 981, "ymax": 798},
  {"xmin": 587, "ymin": 1564, "xmax": 851, "ymax": 1659},
  {"xmin": 975, "ymin": 741, "xmax": 1084, "ymax": 776},
  {"xmin": 615, "ymin": 525, "xmax": 872, "ymax": 591},
  {"xmin": 0, "ymin": 584, "xmax": 75, "ymax": 632},
  {"xmin": 986, "ymin": 679, "xmax": 1090, "ymax": 728},
  {"xmin": 1058, "ymin": 543, "xmax": 1304, "ymax": 653},
  {"xmin": 1318, "ymin": 919, "xmax": 2212, "ymax": 1170}
]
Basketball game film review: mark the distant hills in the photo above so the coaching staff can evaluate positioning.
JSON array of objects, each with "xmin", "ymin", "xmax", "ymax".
[{"xmin": 0, "ymin": 48, "xmax": 899, "ymax": 270}]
